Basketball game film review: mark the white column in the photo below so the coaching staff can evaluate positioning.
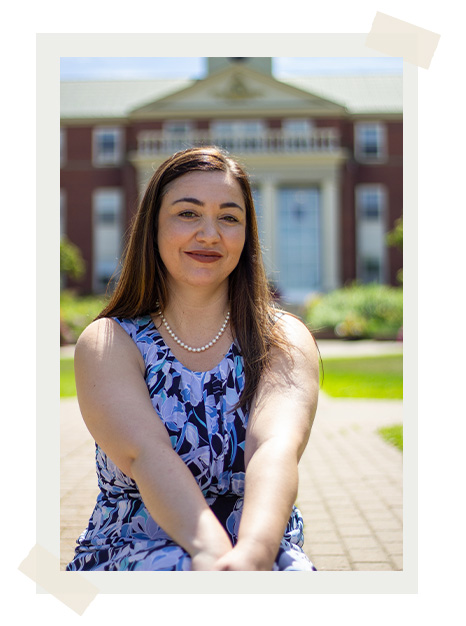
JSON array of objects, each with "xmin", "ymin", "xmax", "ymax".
[
  {"xmin": 320, "ymin": 174, "xmax": 341, "ymax": 292},
  {"xmin": 258, "ymin": 177, "xmax": 276, "ymax": 277}
]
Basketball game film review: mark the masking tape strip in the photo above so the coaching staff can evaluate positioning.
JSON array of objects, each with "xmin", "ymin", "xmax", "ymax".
[
  {"xmin": 18, "ymin": 545, "xmax": 99, "ymax": 615},
  {"xmin": 366, "ymin": 12, "xmax": 440, "ymax": 69}
]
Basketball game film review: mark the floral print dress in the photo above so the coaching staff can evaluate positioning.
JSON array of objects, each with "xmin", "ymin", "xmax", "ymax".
[{"xmin": 66, "ymin": 316, "xmax": 316, "ymax": 571}]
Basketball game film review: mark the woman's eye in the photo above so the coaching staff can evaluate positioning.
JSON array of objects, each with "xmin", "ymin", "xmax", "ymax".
[
  {"xmin": 221, "ymin": 215, "xmax": 239, "ymax": 223},
  {"xmin": 179, "ymin": 211, "xmax": 197, "ymax": 218}
]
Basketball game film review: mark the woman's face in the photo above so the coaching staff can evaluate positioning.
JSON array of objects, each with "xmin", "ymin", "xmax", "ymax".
[{"xmin": 157, "ymin": 170, "xmax": 247, "ymax": 293}]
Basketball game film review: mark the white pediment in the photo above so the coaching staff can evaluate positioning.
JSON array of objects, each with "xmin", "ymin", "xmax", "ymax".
[{"xmin": 129, "ymin": 64, "xmax": 347, "ymax": 118}]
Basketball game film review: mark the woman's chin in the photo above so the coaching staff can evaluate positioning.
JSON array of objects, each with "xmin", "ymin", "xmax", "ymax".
[{"xmin": 169, "ymin": 273, "xmax": 230, "ymax": 292}]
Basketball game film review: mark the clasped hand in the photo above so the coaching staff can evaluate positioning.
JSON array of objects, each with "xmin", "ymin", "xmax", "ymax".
[{"xmin": 190, "ymin": 539, "xmax": 274, "ymax": 571}]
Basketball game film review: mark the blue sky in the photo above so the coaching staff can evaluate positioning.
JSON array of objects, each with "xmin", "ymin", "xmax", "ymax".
[{"xmin": 60, "ymin": 56, "xmax": 403, "ymax": 81}]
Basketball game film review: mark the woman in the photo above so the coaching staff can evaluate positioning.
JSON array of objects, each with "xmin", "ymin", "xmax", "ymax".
[{"xmin": 66, "ymin": 146, "xmax": 319, "ymax": 571}]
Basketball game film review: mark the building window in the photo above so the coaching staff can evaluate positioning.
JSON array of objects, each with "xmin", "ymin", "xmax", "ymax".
[
  {"xmin": 282, "ymin": 118, "xmax": 313, "ymax": 135},
  {"xmin": 161, "ymin": 121, "xmax": 194, "ymax": 150},
  {"xmin": 282, "ymin": 118, "xmax": 315, "ymax": 151},
  {"xmin": 163, "ymin": 121, "xmax": 193, "ymax": 136},
  {"xmin": 360, "ymin": 257, "xmax": 381, "ymax": 283},
  {"xmin": 355, "ymin": 122, "xmax": 387, "ymax": 161},
  {"xmin": 210, "ymin": 120, "xmax": 266, "ymax": 151},
  {"xmin": 357, "ymin": 186, "xmax": 384, "ymax": 219},
  {"xmin": 93, "ymin": 127, "xmax": 123, "ymax": 166},
  {"xmin": 92, "ymin": 189, "xmax": 123, "ymax": 292},
  {"xmin": 212, "ymin": 120, "xmax": 265, "ymax": 136},
  {"xmin": 355, "ymin": 184, "xmax": 387, "ymax": 283}
]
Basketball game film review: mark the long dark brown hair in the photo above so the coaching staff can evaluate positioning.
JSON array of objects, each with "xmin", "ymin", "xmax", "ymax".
[{"xmin": 97, "ymin": 146, "xmax": 289, "ymax": 410}]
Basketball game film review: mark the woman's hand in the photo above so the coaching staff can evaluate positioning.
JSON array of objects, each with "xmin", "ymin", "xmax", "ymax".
[
  {"xmin": 233, "ymin": 314, "xmax": 319, "ymax": 569},
  {"xmin": 190, "ymin": 535, "xmax": 234, "ymax": 571},
  {"xmin": 191, "ymin": 537, "xmax": 275, "ymax": 571},
  {"xmin": 211, "ymin": 539, "xmax": 276, "ymax": 571}
]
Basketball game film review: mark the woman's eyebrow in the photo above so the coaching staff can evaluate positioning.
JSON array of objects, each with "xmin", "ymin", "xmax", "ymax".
[
  {"xmin": 172, "ymin": 196, "xmax": 203, "ymax": 206},
  {"xmin": 220, "ymin": 202, "xmax": 244, "ymax": 211},
  {"xmin": 172, "ymin": 197, "xmax": 244, "ymax": 211}
]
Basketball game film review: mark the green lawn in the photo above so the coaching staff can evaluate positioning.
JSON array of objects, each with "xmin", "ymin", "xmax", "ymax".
[
  {"xmin": 378, "ymin": 424, "xmax": 403, "ymax": 451},
  {"xmin": 62, "ymin": 353, "xmax": 403, "ymax": 400},
  {"xmin": 320, "ymin": 354, "xmax": 403, "ymax": 399},
  {"xmin": 60, "ymin": 358, "xmax": 77, "ymax": 397},
  {"xmin": 61, "ymin": 352, "xmax": 404, "ymax": 449}
]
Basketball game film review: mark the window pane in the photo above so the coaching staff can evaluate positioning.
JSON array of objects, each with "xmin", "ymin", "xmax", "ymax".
[
  {"xmin": 211, "ymin": 120, "xmax": 265, "ymax": 135},
  {"xmin": 93, "ymin": 190, "xmax": 123, "ymax": 292},
  {"xmin": 360, "ymin": 190, "xmax": 381, "ymax": 219},
  {"xmin": 355, "ymin": 184, "xmax": 386, "ymax": 284},
  {"xmin": 94, "ymin": 128, "xmax": 122, "ymax": 165},
  {"xmin": 357, "ymin": 124, "xmax": 384, "ymax": 158},
  {"xmin": 362, "ymin": 258, "xmax": 381, "ymax": 283},
  {"xmin": 283, "ymin": 119, "xmax": 311, "ymax": 134},
  {"xmin": 96, "ymin": 210, "xmax": 117, "ymax": 225},
  {"xmin": 99, "ymin": 133, "xmax": 116, "ymax": 155},
  {"xmin": 164, "ymin": 122, "xmax": 192, "ymax": 135}
]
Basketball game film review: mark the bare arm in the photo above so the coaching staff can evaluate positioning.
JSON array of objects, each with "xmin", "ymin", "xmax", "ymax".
[
  {"xmin": 214, "ymin": 314, "xmax": 319, "ymax": 570},
  {"xmin": 74, "ymin": 318, "xmax": 232, "ymax": 569}
]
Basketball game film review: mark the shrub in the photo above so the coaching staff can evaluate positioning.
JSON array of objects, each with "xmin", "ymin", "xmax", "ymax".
[
  {"xmin": 305, "ymin": 282, "xmax": 403, "ymax": 339},
  {"xmin": 386, "ymin": 218, "xmax": 403, "ymax": 285},
  {"xmin": 60, "ymin": 237, "xmax": 85, "ymax": 281},
  {"xmin": 386, "ymin": 217, "xmax": 403, "ymax": 251},
  {"xmin": 60, "ymin": 290, "xmax": 109, "ymax": 344}
]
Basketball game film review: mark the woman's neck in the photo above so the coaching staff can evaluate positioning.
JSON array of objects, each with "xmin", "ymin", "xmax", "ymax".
[{"xmin": 160, "ymin": 283, "xmax": 230, "ymax": 337}]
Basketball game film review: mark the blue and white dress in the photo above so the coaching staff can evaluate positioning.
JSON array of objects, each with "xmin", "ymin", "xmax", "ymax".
[{"xmin": 66, "ymin": 315, "xmax": 316, "ymax": 571}]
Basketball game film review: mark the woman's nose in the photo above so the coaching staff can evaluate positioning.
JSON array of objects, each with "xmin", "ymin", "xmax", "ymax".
[{"xmin": 196, "ymin": 218, "xmax": 220, "ymax": 243}]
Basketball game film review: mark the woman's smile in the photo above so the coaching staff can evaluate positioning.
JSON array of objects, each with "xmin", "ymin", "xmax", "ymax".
[{"xmin": 184, "ymin": 249, "xmax": 223, "ymax": 263}]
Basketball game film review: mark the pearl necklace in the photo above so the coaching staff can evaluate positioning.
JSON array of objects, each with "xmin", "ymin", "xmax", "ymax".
[{"xmin": 160, "ymin": 309, "xmax": 230, "ymax": 352}]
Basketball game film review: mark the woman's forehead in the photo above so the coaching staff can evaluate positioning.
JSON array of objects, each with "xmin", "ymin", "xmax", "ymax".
[{"xmin": 163, "ymin": 170, "xmax": 244, "ymax": 200}]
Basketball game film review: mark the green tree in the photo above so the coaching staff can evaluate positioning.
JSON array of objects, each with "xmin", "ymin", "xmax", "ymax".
[
  {"xmin": 60, "ymin": 237, "xmax": 85, "ymax": 281},
  {"xmin": 386, "ymin": 217, "xmax": 403, "ymax": 250},
  {"xmin": 386, "ymin": 217, "xmax": 403, "ymax": 284}
]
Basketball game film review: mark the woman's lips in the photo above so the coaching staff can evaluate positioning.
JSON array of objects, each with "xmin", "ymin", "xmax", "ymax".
[{"xmin": 184, "ymin": 250, "xmax": 223, "ymax": 263}]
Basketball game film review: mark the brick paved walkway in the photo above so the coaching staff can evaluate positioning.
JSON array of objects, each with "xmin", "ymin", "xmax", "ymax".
[
  {"xmin": 297, "ymin": 393, "xmax": 402, "ymax": 571},
  {"xmin": 60, "ymin": 340, "xmax": 403, "ymax": 571}
]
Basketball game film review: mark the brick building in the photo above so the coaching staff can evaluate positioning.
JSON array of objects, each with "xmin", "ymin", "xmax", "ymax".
[{"xmin": 60, "ymin": 57, "xmax": 402, "ymax": 302}]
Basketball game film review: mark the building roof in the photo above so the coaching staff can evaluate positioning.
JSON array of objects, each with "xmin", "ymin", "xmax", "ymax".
[
  {"xmin": 60, "ymin": 73, "xmax": 402, "ymax": 120},
  {"xmin": 60, "ymin": 79, "xmax": 193, "ymax": 119},
  {"xmin": 282, "ymin": 75, "xmax": 402, "ymax": 114}
]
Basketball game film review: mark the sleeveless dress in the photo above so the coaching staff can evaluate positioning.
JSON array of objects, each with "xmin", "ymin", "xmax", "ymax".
[{"xmin": 66, "ymin": 315, "xmax": 316, "ymax": 571}]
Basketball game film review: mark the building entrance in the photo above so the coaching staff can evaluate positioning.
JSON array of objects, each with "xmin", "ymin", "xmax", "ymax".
[{"xmin": 277, "ymin": 187, "xmax": 321, "ymax": 303}]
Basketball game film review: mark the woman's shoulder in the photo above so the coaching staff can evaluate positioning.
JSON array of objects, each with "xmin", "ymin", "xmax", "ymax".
[
  {"xmin": 75, "ymin": 316, "xmax": 151, "ymax": 365},
  {"xmin": 271, "ymin": 310, "xmax": 319, "ymax": 363},
  {"xmin": 110, "ymin": 314, "xmax": 155, "ymax": 337},
  {"xmin": 271, "ymin": 308, "xmax": 311, "ymax": 337}
]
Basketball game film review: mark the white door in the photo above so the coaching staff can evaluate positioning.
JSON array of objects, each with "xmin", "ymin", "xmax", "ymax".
[{"xmin": 277, "ymin": 187, "xmax": 321, "ymax": 302}]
